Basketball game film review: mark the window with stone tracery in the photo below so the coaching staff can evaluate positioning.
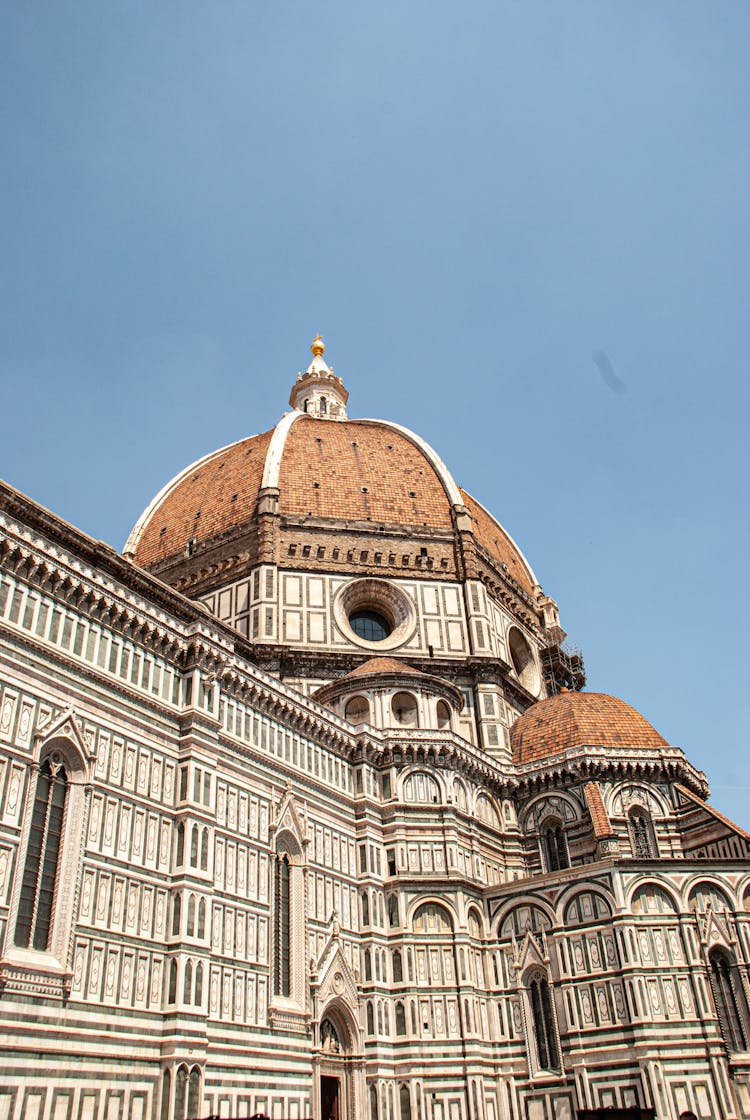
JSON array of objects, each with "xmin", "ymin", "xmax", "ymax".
[
  {"xmin": 15, "ymin": 756, "xmax": 68, "ymax": 951},
  {"xmin": 274, "ymin": 852, "xmax": 291, "ymax": 997},
  {"xmin": 628, "ymin": 807, "xmax": 655, "ymax": 858},
  {"xmin": 540, "ymin": 817, "xmax": 569, "ymax": 872},
  {"xmin": 708, "ymin": 948, "xmax": 749, "ymax": 1052},
  {"xmin": 526, "ymin": 969, "xmax": 560, "ymax": 1072},
  {"xmin": 271, "ymin": 830, "xmax": 305, "ymax": 1010}
]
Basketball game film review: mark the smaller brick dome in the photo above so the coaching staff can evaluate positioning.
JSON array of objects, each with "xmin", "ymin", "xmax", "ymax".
[{"xmin": 510, "ymin": 690, "xmax": 668, "ymax": 765}]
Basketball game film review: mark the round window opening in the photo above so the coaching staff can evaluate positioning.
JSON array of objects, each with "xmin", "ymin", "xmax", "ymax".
[
  {"xmin": 334, "ymin": 579, "xmax": 417, "ymax": 651},
  {"xmin": 349, "ymin": 608, "xmax": 392, "ymax": 643}
]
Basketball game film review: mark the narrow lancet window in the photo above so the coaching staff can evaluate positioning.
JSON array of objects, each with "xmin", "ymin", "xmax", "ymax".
[
  {"xmin": 541, "ymin": 820, "xmax": 569, "ymax": 872},
  {"xmin": 709, "ymin": 949, "xmax": 749, "ymax": 1052},
  {"xmin": 529, "ymin": 972, "xmax": 559, "ymax": 1070},
  {"xmin": 15, "ymin": 757, "xmax": 68, "ymax": 951},
  {"xmin": 274, "ymin": 853, "xmax": 291, "ymax": 997}
]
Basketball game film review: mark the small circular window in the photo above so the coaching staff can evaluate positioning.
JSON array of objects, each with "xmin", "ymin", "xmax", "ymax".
[
  {"xmin": 334, "ymin": 579, "xmax": 416, "ymax": 651},
  {"xmin": 349, "ymin": 609, "xmax": 392, "ymax": 643}
]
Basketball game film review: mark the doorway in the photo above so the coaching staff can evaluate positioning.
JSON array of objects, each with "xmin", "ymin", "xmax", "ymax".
[{"xmin": 320, "ymin": 1075, "xmax": 340, "ymax": 1120}]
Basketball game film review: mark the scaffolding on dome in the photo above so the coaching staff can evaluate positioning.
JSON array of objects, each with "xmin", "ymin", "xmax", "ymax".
[{"xmin": 541, "ymin": 641, "xmax": 586, "ymax": 694}]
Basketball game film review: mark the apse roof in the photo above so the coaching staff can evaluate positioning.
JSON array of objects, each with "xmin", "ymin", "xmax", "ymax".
[{"xmin": 510, "ymin": 690, "xmax": 668, "ymax": 765}]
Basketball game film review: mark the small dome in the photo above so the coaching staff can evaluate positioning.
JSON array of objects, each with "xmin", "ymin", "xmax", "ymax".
[{"xmin": 510, "ymin": 691, "xmax": 668, "ymax": 765}]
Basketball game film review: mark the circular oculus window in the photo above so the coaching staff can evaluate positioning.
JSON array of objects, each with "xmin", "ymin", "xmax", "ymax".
[{"xmin": 334, "ymin": 579, "xmax": 416, "ymax": 651}]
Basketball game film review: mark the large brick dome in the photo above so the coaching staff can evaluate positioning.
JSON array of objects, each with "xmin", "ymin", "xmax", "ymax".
[
  {"xmin": 510, "ymin": 690, "xmax": 668, "ymax": 765},
  {"xmin": 124, "ymin": 341, "xmax": 538, "ymax": 599}
]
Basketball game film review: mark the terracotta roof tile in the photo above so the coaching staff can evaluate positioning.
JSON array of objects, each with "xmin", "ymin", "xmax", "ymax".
[
  {"xmin": 133, "ymin": 429, "xmax": 273, "ymax": 567},
  {"xmin": 510, "ymin": 691, "xmax": 668, "ymax": 765},
  {"xmin": 345, "ymin": 657, "xmax": 426, "ymax": 679},
  {"xmin": 130, "ymin": 415, "xmax": 535, "ymax": 589},
  {"xmin": 278, "ymin": 418, "xmax": 453, "ymax": 528},
  {"xmin": 583, "ymin": 781, "xmax": 616, "ymax": 839},
  {"xmin": 460, "ymin": 490, "xmax": 535, "ymax": 595}
]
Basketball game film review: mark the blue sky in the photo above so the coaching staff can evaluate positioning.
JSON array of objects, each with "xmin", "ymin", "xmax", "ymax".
[{"xmin": 2, "ymin": 3, "xmax": 748, "ymax": 825}]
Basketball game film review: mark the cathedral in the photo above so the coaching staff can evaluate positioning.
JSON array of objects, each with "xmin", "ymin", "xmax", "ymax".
[{"xmin": 0, "ymin": 337, "xmax": 748, "ymax": 1120}]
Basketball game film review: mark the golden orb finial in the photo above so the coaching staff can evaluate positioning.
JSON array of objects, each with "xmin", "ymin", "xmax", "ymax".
[{"xmin": 311, "ymin": 334, "xmax": 325, "ymax": 357}]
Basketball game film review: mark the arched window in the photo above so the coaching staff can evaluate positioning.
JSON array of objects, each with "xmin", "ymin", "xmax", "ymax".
[
  {"xmin": 388, "ymin": 894, "xmax": 399, "ymax": 928},
  {"xmin": 708, "ymin": 948, "xmax": 749, "ymax": 1052},
  {"xmin": 15, "ymin": 756, "xmax": 68, "ymax": 950},
  {"xmin": 200, "ymin": 830, "xmax": 209, "ymax": 871},
  {"xmin": 361, "ymin": 889, "xmax": 370, "ymax": 926},
  {"xmin": 173, "ymin": 1065, "xmax": 188, "ymax": 1120},
  {"xmin": 194, "ymin": 962, "xmax": 203, "ymax": 1005},
  {"xmin": 346, "ymin": 695, "xmax": 370, "ymax": 725},
  {"xmin": 400, "ymin": 1084, "xmax": 412, "ymax": 1120},
  {"xmin": 540, "ymin": 818, "xmax": 569, "ymax": 872},
  {"xmin": 367, "ymin": 1001, "xmax": 375, "ymax": 1034},
  {"xmin": 187, "ymin": 1067, "xmax": 201, "ymax": 1118},
  {"xmin": 190, "ymin": 825, "xmax": 198, "ymax": 866},
  {"xmin": 175, "ymin": 822, "xmax": 185, "ymax": 866},
  {"xmin": 392, "ymin": 692, "xmax": 418, "ymax": 727},
  {"xmin": 320, "ymin": 396, "xmax": 327, "ymax": 415},
  {"xmin": 167, "ymin": 959, "xmax": 177, "ymax": 1003},
  {"xmin": 171, "ymin": 893, "xmax": 181, "ymax": 937},
  {"xmin": 197, "ymin": 897, "xmax": 206, "ymax": 939},
  {"xmin": 274, "ymin": 853, "xmax": 291, "ymax": 997},
  {"xmin": 160, "ymin": 1070, "xmax": 171, "ymax": 1120},
  {"xmin": 395, "ymin": 1001, "xmax": 406, "ymax": 1035},
  {"xmin": 369, "ymin": 1084, "xmax": 379, "ymax": 1120},
  {"xmin": 436, "ymin": 701, "xmax": 451, "ymax": 730},
  {"xmin": 183, "ymin": 960, "xmax": 193, "ymax": 1003},
  {"xmin": 393, "ymin": 949, "xmax": 403, "ymax": 983},
  {"xmin": 186, "ymin": 895, "xmax": 196, "ymax": 936},
  {"xmin": 528, "ymin": 971, "xmax": 559, "ymax": 1071},
  {"xmin": 628, "ymin": 807, "xmax": 655, "ymax": 858}
]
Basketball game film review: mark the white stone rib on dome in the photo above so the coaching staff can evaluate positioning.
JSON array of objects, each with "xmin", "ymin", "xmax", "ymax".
[
  {"xmin": 261, "ymin": 410, "xmax": 304, "ymax": 490},
  {"xmin": 356, "ymin": 417, "xmax": 464, "ymax": 508}
]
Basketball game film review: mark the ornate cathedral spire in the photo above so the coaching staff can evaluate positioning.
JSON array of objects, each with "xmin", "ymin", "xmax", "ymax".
[{"xmin": 288, "ymin": 334, "xmax": 350, "ymax": 419}]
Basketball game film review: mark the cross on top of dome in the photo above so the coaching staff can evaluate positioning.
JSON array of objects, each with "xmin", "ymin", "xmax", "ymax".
[{"xmin": 289, "ymin": 335, "xmax": 349, "ymax": 419}]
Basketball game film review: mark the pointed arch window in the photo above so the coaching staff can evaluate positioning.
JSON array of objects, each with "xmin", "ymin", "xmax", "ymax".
[
  {"xmin": 628, "ymin": 807, "xmax": 655, "ymax": 858},
  {"xmin": 540, "ymin": 818, "xmax": 569, "ymax": 872},
  {"xmin": 160, "ymin": 1070, "xmax": 171, "ymax": 1120},
  {"xmin": 15, "ymin": 756, "xmax": 68, "ymax": 950},
  {"xmin": 708, "ymin": 948, "xmax": 749, "ymax": 1052},
  {"xmin": 395, "ymin": 1001, "xmax": 406, "ymax": 1036},
  {"xmin": 183, "ymin": 960, "xmax": 193, "ymax": 1003},
  {"xmin": 186, "ymin": 895, "xmax": 196, "ymax": 936},
  {"xmin": 527, "ymin": 970, "xmax": 560, "ymax": 1071},
  {"xmin": 167, "ymin": 959, "xmax": 178, "ymax": 1003},
  {"xmin": 274, "ymin": 852, "xmax": 291, "ymax": 997},
  {"xmin": 171, "ymin": 893, "xmax": 182, "ymax": 937},
  {"xmin": 173, "ymin": 1065, "xmax": 188, "ymax": 1120},
  {"xmin": 399, "ymin": 1085, "xmax": 412, "ymax": 1120},
  {"xmin": 187, "ymin": 1067, "xmax": 201, "ymax": 1118}
]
